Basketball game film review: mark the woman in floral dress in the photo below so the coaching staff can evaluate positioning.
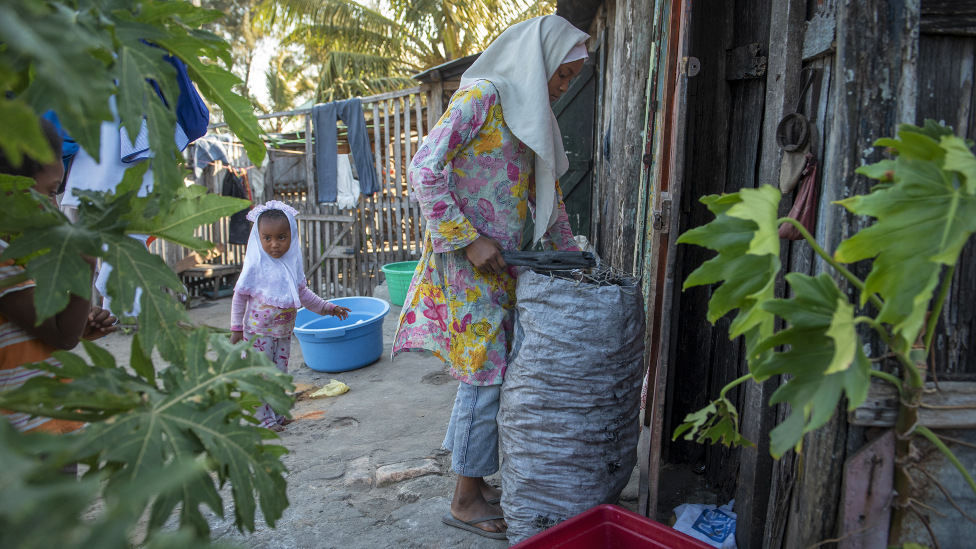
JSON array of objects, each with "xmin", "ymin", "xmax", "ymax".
[{"xmin": 392, "ymin": 15, "xmax": 590, "ymax": 538}]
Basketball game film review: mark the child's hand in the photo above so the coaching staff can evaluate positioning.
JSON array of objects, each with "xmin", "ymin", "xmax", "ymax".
[
  {"xmin": 83, "ymin": 306, "xmax": 118, "ymax": 341},
  {"xmin": 230, "ymin": 330, "xmax": 244, "ymax": 344},
  {"xmin": 331, "ymin": 306, "xmax": 351, "ymax": 321}
]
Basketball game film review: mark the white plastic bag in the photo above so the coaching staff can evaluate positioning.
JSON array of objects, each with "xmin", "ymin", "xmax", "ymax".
[{"xmin": 672, "ymin": 500, "xmax": 738, "ymax": 549}]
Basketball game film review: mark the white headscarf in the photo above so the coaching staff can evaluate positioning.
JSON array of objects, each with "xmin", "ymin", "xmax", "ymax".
[
  {"xmin": 234, "ymin": 200, "xmax": 306, "ymax": 309},
  {"xmin": 460, "ymin": 15, "xmax": 589, "ymax": 243}
]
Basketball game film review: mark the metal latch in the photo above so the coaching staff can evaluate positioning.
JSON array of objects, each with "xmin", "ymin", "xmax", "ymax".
[{"xmin": 652, "ymin": 197, "xmax": 672, "ymax": 233}]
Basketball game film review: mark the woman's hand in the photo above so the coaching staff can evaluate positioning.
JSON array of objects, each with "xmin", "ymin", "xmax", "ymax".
[
  {"xmin": 464, "ymin": 236, "xmax": 507, "ymax": 273},
  {"xmin": 331, "ymin": 306, "xmax": 351, "ymax": 321},
  {"xmin": 230, "ymin": 330, "xmax": 244, "ymax": 344},
  {"xmin": 82, "ymin": 306, "xmax": 118, "ymax": 341}
]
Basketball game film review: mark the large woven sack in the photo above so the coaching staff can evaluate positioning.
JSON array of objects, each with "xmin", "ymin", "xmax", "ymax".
[{"xmin": 499, "ymin": 268, "xmax": 645, "ymax": 544}]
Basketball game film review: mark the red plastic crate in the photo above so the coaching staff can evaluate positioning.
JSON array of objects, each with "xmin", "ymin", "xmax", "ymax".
[{"xmin": 510, "ymin": 504, "xmax": 715, "ymax": 549}]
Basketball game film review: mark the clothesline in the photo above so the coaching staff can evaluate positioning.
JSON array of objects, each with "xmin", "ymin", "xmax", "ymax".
[{"xmin": 207, "ymin": 86, "xmax": 423, "ymax": 130}]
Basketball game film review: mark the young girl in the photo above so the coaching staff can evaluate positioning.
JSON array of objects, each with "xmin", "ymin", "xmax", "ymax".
[
  {"xmin": 392, "ymin": 15, "xmax": 588, "ymax": 539},
  {"xmin": 1, "ymin": 118, "xmax": 118, "ymax": 435},
  {"xmin": 230, "ymin": 201, "xmax": 350, "ymax": 430}
]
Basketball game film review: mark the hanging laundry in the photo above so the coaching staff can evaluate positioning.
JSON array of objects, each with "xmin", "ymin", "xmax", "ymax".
[
  {"xmin": 222, "ymin": 168, "xmax": 251, "ymax": 245},
  {"xmin": 191, "ymin": 136, "xmax": 232, "ymax": 179},
  {"xmin": 247, "ymin": 155, "xmax": 270, "ymax": 202},
  {"xmin": 312, "ymin": 98, "xmax": 379, "ymax": 203},
  {"xmin": 120, "ymin": 47, "xmax": 210, "ymax": 163},
  {"xmin": 335, "ymin": 154, "xmax": 360, "ymax": 210},
  {"xmin": 60, "ymin": 97, "xmax": 154, "ymax": 209}
]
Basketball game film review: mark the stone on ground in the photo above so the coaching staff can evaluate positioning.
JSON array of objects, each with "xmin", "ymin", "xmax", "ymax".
[{"xmin": 376, "ymin": 459, "xmax": 440, "ymax": 487}]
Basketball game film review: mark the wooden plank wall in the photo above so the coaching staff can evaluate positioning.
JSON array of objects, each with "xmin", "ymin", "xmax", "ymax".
[
  {"xmin": 657, "ymin": 0, "xmax": 918, "ymax": 547},
  {"xmin": 769, "ymin": 1, "xmax": 919, "ymax": 548},
  {"xmin": 152, "ymin": 90, "xmax": 428, "ymax": 301},
  {"xmin": 917, "ymin": 28, "xmax": 976, "ymax": 381},
  {"xmin": 273, "ymin": 93, "xmax": 429, "ymax": 299},
  {"xmin": 598, "ymin": 0, "xmax": 654, "ymax": 271}
]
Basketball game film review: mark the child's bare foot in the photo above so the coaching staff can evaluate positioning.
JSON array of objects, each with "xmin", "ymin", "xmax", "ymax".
[
  {"xmin": 280, "ymin": 418, "xmax": 295, "ymax": 426},
  {"xmin": 451, "ymin": 475, "xmax": 506, "ymax": 534}
]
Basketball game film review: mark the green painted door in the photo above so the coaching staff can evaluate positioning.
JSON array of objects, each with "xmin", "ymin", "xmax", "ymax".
[{"xmin": 521, "ymin": 59, "xmax": 598, "ymax": 249}]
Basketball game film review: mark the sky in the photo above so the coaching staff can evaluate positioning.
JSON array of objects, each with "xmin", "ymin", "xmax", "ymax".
[{"xmin": 247, "ymin": 37, "xmax": 278, "ymax": 110}]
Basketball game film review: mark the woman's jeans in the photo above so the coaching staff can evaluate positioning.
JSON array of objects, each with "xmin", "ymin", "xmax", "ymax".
[{"xmin": 443, "ymin": 382, "xmax": 501, "ymax": 478}]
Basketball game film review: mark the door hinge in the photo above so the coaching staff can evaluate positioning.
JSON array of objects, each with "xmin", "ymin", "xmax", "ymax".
[{"xmin": 652, "ymin": 198, "xmax": 672, "ymax": 233}]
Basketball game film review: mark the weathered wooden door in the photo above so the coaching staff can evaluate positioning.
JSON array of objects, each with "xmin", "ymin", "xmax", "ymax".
[
  {"xmin": 635, "ymin": 0, "xmax": 694, "ymax": 520},
  {"xmin": 521, "ymin": 58, "xmax": 598, "ymax": 249}
]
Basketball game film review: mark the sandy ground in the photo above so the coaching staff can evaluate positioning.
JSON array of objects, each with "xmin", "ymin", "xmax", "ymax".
[{"xmin": 89, "ymin": 284, "xmax": 675, "ymax": 548}]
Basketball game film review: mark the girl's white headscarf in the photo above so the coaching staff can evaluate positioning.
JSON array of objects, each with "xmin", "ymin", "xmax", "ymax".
[
  {"xmin": 234, "ymin": 200, "xmax": 306, "ymax": 309},
  {"xmin": 460, "ymin": 15, "xmax": 589, "ymax": 243}
]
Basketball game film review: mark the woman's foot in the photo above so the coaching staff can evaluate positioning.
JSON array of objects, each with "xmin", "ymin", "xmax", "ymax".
[
  {"xmin": 479, "ymin": 478, "xmax": 502, "ymax": 504},
  {"xmin": 451, "ymin": 475, "xmax": 507, "ymax": 534}
]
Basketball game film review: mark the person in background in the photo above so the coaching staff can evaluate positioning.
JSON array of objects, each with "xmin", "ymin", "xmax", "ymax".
[
  {"xmin": 392, "ymin": 14, "xmax": 588, "ymax": 539},
  {"xmin": 0, "ymin": 118, "xmax": 118, "ymax": 435},
  {"xmin": 229, "ymin": 201, "xmax": 351, "ymax": 431}
]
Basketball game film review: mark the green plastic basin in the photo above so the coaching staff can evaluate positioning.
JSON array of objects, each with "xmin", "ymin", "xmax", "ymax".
[{"xmin": 380, "ymin": 261, "xmax": 419, "ymax": 306}]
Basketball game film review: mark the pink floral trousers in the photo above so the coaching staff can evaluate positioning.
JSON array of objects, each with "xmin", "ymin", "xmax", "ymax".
[{"xmin": 243, "ymin": 331, "xmax": 292, "ymax": 428}]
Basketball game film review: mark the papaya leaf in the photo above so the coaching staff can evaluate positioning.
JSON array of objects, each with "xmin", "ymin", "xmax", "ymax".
[
  {"xmin": 0, "ymin": 222, "xmax": 102, "ymax": 323},
  {"xmin": 2, "ymin": 329, "xmax": 291, "ymax": 537},
  {"xmin": 130, "ymin": 333, "xmax": 156, "ymax": 383},
  {"xmin": 128, "ymin": 192, "xmax": 251, "ymax": 251},
  {"xmin": 672, "ymin": 397, "xmax": 754, "ymax": 448},
  {"xmin": 0, "ymin": 99, "xmax": 53, "ymax": 166},
  {"xmin": 79, "ymin": 330, "xmax": 290, "ymax": 536},
  {"xmin": 161, "ymin": 331, "xmax": 294, "ymax": 416},
  {"xmin": 154, "ymin": 34, "xmax": 266, "ymax": 165},
  {"xmin": 101, "ymin": 233, "xmax": 188, "ymax": 364},
  {"xmin": 0, "ymin": 1, "xmax": 115, "ymax": 157},
  {"xmin": 752, "ymin": 273, "xmax": 871, "ymax": 458},
  {"xmin": 677, "ymin": 185, "xmax": 781, "ymax": 366},
  {"xmin": 116, "ymin": 39, "xmax": 178, "ymax": 147},
  {"xmin": 836, "ymin": 126, "xmax": 976, "ymax": 345},
  {"xmin": 0, "ymin": 352, "xmax": 149, "ymax": 423},
  {"xmin": 0, "ymin": 175, "xmax": 62, "ymax": 234}
]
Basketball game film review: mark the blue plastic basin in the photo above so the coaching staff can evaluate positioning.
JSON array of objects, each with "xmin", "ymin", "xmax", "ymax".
[{"xmin": 293, "ymin": 297, "xmax": 391, "ymax": 373}]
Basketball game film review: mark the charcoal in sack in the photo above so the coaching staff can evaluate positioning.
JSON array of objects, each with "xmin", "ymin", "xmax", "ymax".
[{"xmin": 498, "ymin": 267, "xmax": 646, "ymax": 544}]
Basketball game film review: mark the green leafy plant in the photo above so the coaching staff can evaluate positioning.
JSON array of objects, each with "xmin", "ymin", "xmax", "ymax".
[
  {"xmin": 674, "ymin": 121, "xmax": 976, "ymax": 544},
  {"xmin": 0, "ymin": 0, "xmax": 291, "ymax": 547}
]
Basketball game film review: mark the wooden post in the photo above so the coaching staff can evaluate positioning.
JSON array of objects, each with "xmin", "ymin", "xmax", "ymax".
[
  {"xmin": 305, "ymin": 114, "xmax": 317, "ymax": 205},
  {"xmin": 604, "ymin": 0, "xmax": 656, "ymax": 271},
  {"xmin": 427, "ymin": 69, "xmax": 445, "ymax": 131},
  {"xmin": 392, "ymin": 98, "xmax": 406, "ymax": 262},
  {"xmin": 414, "ymin": 93, "xmax": 428, "ymax": 240},
  {"xmin": 781, "ymin": 0, "xmax": 919, "ymax": 547},
  {"xmin": 730, "ymin": 1, "xmax": 806, "ymax": 547}
]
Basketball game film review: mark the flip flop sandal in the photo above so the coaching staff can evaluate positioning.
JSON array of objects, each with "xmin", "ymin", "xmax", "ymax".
[
  {"xmin": 486, "ymin": 497, "xmax": 501, "ymax": 505},
  {"xmin": 441, "ymin": 513, "xmax": 508, "ymax": 540}
]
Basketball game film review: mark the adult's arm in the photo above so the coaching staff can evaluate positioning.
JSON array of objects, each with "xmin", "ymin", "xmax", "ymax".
[
  {"xmin": 0, "ymin": 256, "xmax": 96, "ymax": 350},
  {"xmin": 408, "ymin": 81, "xmax": 496, "ymax": 254}
]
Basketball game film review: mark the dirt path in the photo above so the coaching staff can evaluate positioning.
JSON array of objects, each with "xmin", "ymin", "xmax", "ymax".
[{"xmin": 92, "ymin": 284, "xmax": 642, "ymax": 548}]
